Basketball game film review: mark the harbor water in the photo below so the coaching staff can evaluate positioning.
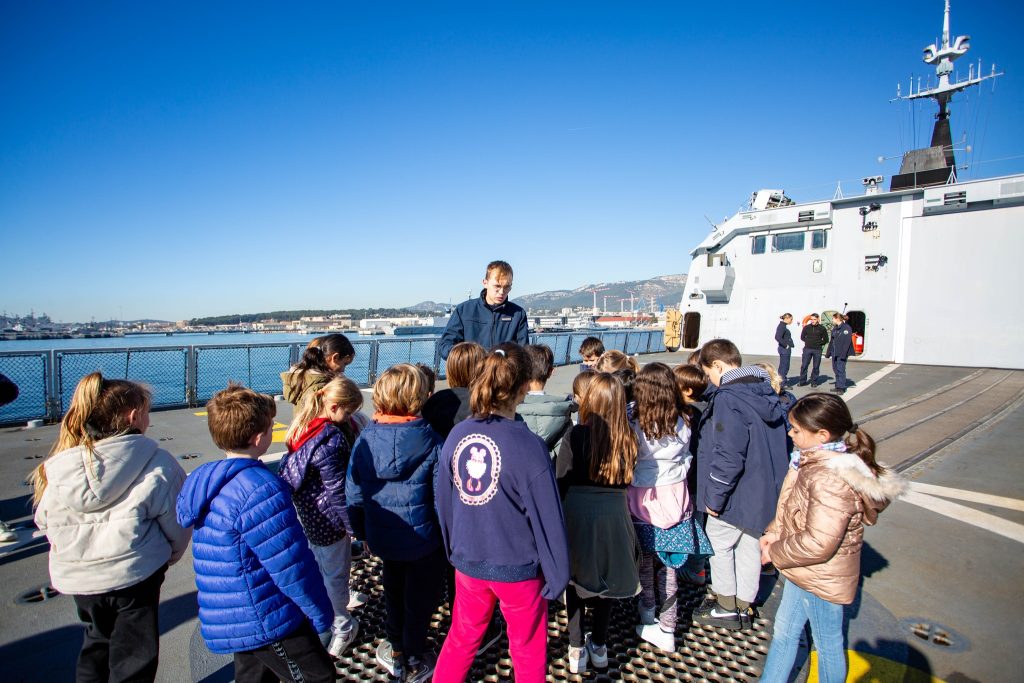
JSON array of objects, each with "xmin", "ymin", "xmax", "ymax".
[{"xmin": 0, "ymin": 329, "xmax": 664, "ymax": 425}]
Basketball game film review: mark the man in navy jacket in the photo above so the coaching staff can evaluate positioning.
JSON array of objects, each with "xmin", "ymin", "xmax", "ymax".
[
  {"xmin": 694, "ymin": 339, "xmax": 789, "ymax": 630},
  {"xmin": 439, "ymin": 260, "xmax": 529, "ymax": 360}
]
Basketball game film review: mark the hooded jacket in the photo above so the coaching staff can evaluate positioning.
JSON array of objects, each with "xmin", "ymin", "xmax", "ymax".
[
  {"xmin": 346, "ymin": 417, "xmax": 443, "ymax": 561},
  {"xmin": 279, "ymin": 367, "xmax": 330, "ymax": 405},
  {"xmin": 696, "ymin": 373, "xmax": 790, "ymax": 536},
  {"xmin": 278, "ymin": 419, "xmax": 351, "ymax": 546},
  {"xmin": 34, "ymin": 434, "xmax": 190, "ymax": 595},
  {"xmin": 176, "ymin": 458, "xmax": 332, "ymax": 654},
  {"xmin": 765, "ymin": 450, "xmax": 905, "ymax": 604},
  {"xmin": 438, "ymin": 290, "xmax": 529, "ymax": 360},
  {"xmin": 518, "ymin": 393, "xmax": 575, "ymax": 454}
]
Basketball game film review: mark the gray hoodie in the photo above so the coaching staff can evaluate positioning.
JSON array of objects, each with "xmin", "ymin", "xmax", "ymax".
[{"xmin": 34, "ymin": 434, "xmax": 190, "ymax": 595}]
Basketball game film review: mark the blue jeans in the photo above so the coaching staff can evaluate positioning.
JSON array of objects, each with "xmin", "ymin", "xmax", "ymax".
[{"xmin": 760, "ymin": 580, "xmax": 846, "ymax": 683}]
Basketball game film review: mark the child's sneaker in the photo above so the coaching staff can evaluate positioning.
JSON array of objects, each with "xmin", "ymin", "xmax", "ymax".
[
  {"xmin": 636, "ymin": 623, "xmax": 676, "ymax": 652},
  {"xmin": 403, "ymin": 653, "xmax": 435, "ymax": 682},
  {"xmin": 568, "ymin": 643, "xmax": 589, "ymax": 674},
  {"xmin": 327, "ymin": 622, "xmax": 358, "ymax": 659},
  {"xmin": 638, "ymin": 605, "xmax": 656, "ymax": 626},
  {"xmin": 0, "ymin": 520, "xmax": 17, "ymax": 543},
  {"xmin": 347, "ymin": 590, "xmax": 369, "ymax": 610},
  {"xmin": 738, "ymin": 606, "xmax": 759, "ymax": 631},
  {"xmin": 585, "ymin": 633, "xmax": 608, "ymax": 669},
  {"xmin": 692, "ymin": 601, "xmax": 741, "ymax": 630},
  {"xmin": 376, "ymin": 640, "xmax": 397, "ymax": 676}
]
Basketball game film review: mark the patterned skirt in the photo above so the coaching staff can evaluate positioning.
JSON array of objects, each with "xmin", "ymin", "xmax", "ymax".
[{"xmin": 633, "ymin": 513, "xmax": 714, "ymax": 568}]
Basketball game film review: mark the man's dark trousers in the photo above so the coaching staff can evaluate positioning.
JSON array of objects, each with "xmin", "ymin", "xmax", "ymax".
[{"xmin": 798, "ymin": 348, "xmax": 822, "ymax": 384}]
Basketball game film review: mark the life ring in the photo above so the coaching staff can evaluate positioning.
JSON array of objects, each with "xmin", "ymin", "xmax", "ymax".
[{"xmin": 801, "ymin": 314, "xmax": 816, "ymax": 326}]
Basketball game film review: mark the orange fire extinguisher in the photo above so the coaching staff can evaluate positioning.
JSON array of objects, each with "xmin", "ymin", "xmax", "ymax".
[{"xmin": 852, "ymin": 333, "xmax": 864, "ymax": 355}]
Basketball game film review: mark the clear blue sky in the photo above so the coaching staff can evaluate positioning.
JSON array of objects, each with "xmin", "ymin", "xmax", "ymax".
[{"xmin": 2, "ymin": 1, "xmax": 1021, "ymax": 322}]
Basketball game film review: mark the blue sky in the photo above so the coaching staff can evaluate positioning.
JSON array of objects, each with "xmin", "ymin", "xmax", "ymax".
[{"xmin": 2, "ymin": 1, "xmax": 1022, "ymax": 322}]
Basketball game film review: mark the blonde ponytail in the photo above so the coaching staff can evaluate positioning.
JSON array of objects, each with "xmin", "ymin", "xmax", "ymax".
[
  {"xmin": 32, "ymin": 372, "xmax": 150, "ymax": 506},
  {"xmin": 285, "ymin": 375, "xmax": 363, "ymax": 446}
]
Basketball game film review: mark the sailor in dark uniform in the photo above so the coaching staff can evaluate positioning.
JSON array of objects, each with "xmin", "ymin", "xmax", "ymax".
[
  {"xmin": 774, "ymin": 314, "xmax": 794, "ymax": 385},
  {"xmin": 825, "ymin": 313, "xmax": 854, "ymax": 394}
]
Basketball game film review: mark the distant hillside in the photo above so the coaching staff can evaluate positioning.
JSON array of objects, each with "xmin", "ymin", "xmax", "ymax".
[{"xmin": 514, "ymin": 274, "xmax": 687, "ymax": 312}]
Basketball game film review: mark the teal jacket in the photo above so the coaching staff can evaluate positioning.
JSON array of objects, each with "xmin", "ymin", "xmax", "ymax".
[{"xmin": 518, "ymin": 393, "xmax": 576, "ymax": 455}]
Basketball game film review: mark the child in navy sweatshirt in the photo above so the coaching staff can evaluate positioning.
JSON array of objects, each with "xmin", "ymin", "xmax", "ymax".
[{"xmin": 435, "ymin": 343, "xmax": 570, "ymax": 683}]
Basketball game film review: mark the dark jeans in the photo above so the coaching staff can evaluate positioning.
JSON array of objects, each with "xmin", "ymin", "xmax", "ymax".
[
  {"xmin": 233, "ymin": 621, "xmax": 335, "ymax": 683},
  {"xmin": 382, "ymin": 548, "xmax": 446, "ymax": 658},
  {"xmin": 73, "ymin": 564, "xmax": 167, "ymax": 683},
  {"xmin": 833, "ymin": 358, "xmax": 848, "ymax": 389},
  {"xmin": 565, "ymin": 589, "xmax": 612, "ymax": 648},
  {"xmin": 799, "ymin": 348, "xmax": 822, "ymax": 383},
  {"xmin": 777, "ymin": 347, "xmax": 791, "ymax": 380}
]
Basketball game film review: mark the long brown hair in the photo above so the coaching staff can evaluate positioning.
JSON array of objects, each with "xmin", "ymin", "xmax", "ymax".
[
  {"xmin": 445, "ymin": 342, "xmax": 486, "ymax": 388},
  {"xmin": 470, "ymin": 343, "xmax": 530, "ymax": 416},
  {"xmin": 579, "ymin": 374, "xmax": 637, "ymax": 486},
  {"xmin": 285, "ymin": 334, "xmax": 355, "ymax": 397},
  {"xmin": 634, "ymin": 362, "xmax": 684, "ymax": 438},
  {"xmin": 32, "ymin": 372, "xmax": 151, "ymax": 506},
  {"xmin": 789, "ymin": 393, "xmax": 882, "ymax": 475},
  {"xmin": 595, "ymin": 349, "xmax": 640, "ymax": 373}
]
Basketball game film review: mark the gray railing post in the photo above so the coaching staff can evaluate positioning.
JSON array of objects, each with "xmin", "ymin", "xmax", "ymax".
[
  {"xmin": 433, "ymin": 342, "xmax": 443, "ymax": 378},
  {"xmin": 45, "ymin": 350, "xmax": 60, "ymax": 422},
  {"xmin": 368, "ymin": 341, "xmax": 380, "ymax": 385},
  {"xmin": 186, "ymin": 346, "xmax": 198, "ymax": 407}
]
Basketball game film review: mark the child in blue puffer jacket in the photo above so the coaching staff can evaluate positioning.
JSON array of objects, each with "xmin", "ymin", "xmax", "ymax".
[
  {"xmin": 279, "ymin": 375, "xmax": 365, "ymax": 660},
  {"xmin": 177, "ymin": 385, "xmax": 334, "ymax": 683},
  {"xmin": 347, "ymin": 364, "xmax": 446, "ymax": 682}
]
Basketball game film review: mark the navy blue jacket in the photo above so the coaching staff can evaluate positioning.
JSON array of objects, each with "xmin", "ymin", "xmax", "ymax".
[
  {"xmin": 437, "ymin": 415, "xmax": 570, "ymax": 600},
  {"xmin": 826, "ymin": 322, "xmax": 854, "ymax": 360},
  {"xmin": 696, "ymin": 375, "xmax": 790, "ymax": 536},
  {"xmin": 346, "ymin": 418, "xmax": 443, "ymax": 561},
  {"xmin": 278, "ymin": 421, "xmax": 351, "ymax": 546},
  {"xmin": 438, "ymin": 290, "xmax": 529, "ymax": 359},
  {"xmin": 176, "ymin": 459, "xmax": 332, "ymax": 654},
  {"xmin": 775, "ymin": 321, "xmax": 794, "ymax": 350}
]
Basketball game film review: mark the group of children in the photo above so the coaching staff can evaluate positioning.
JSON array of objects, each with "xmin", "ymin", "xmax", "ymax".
[{"xmin": 29, "ymin": 331, "xmax": 904, "ymax": 683}]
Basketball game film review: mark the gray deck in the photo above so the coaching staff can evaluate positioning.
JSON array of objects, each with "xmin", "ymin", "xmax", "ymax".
[{"xmin": 1, "ymin": 352, "xmax": 1020, "ymax": 681}]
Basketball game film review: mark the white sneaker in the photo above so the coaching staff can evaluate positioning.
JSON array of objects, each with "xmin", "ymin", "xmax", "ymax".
[
  {"xmin": 568, "ymin": 644, "xmax": 589, "ymax": 674},
  {"xmin": 346, "ymin": 590, "xmax": 368, "ymax": 610},
  {"xmin": 585, "ymin": 634, "xmax": 608, "ymax": 669},
  {"xmin": 636, "ymin": 623, "xmax": 676, "ymax": 653},
  {"xmin": 327, "ymin": 622, "xmax": 358, "ymax": 659},
  {"xmin": 0, "ymin": 521, "xmax": 17, "ymax": 543},
  {"xmin": 638, "ymin": 605, "xmax": 656, "ymax": 625}
]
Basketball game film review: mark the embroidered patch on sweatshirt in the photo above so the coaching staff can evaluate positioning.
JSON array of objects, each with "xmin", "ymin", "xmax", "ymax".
[{"xmin": 452, "ymin": 433, "xmax": 502, "ymax": 506}]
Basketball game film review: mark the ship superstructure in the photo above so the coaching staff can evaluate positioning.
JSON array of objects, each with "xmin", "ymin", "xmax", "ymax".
[{"xmin": 675, "ymin": 2, "xmax": 1023, "ymax": 369}]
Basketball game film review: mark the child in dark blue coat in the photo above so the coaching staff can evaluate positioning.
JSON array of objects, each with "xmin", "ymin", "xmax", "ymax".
[
  {"xmin": 177, "ymin": 385, "xmax": 334, "ymax": 683},
  {"xmin": 694, "ymin": 340, "xmax": 790, "ymax": 631},
  {"xmin": 347, "ymin": 364, "xmax": 445, "ymax": 682}
]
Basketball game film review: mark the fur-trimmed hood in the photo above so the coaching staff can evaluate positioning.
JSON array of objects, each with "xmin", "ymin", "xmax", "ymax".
[{"xmin": 822, "ymin": 451, "xmax": 906, "ymax": 524}]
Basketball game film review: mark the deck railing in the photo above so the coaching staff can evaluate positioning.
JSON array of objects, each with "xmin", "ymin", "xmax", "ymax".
[{"xmin": 0, "ymin": 329, "xmax": 664, "ymax": 425}]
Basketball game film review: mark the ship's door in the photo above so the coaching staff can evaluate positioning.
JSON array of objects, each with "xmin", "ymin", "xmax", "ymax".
[
  {"xmin": 682, "ymin": 312, "xmax": 701, "ymax": 349},
  {"xmin": 847, "ymin": 310, "xmax": 867, "ymax": 353}
]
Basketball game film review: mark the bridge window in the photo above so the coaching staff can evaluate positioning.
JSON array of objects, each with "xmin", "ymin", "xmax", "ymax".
[
  {"xmin": 751, "ymin": 236, "xmax": 766, "ymax": 254},
  {"xmin": 811, "ymin": 229, "xmax": 828, "ymax": 249},
  {"xmin": 772, "ymin": 232, "xmax": 805, "ymax": 252}
]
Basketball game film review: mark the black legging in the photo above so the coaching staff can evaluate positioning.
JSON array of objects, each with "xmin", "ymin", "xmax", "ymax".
[{"xmin": 565, "ymin": 588, "xmax": 612, "ymax": 648}]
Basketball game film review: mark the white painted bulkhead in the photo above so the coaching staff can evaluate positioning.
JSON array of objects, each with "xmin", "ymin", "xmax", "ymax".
[{"xmin": 679, "ymin": 174, "xmax": 1024, "ymax": 369}]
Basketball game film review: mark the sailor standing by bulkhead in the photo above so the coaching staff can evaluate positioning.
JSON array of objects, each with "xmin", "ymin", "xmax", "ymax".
[{"xmin": 825, "ymin": 313, "xmax": 854, "ymax": 395}]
